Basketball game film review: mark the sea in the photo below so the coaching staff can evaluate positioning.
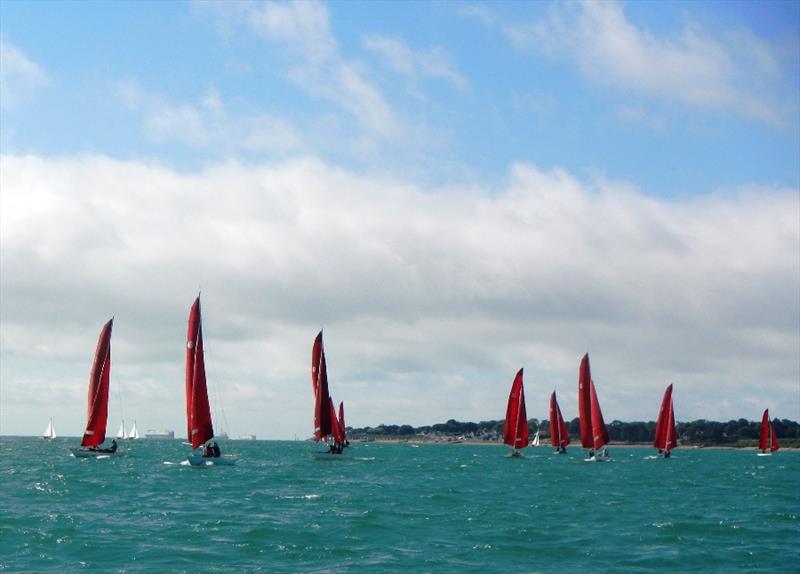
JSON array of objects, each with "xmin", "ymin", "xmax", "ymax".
[{"xmin": 1, "ymin": 437, "xmax": 798, "ymax": 573}]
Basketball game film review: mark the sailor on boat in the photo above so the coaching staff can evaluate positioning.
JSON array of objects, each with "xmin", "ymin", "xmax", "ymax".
[{"xmin": 203, "ymin": 440, "xmax": 221, "ymax": 458}]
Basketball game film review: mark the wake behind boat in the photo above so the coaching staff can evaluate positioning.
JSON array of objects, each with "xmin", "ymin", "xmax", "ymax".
[
  {"xmin": 184, "ymin": 296, "xmax": 237, "ymax": 467},
  {"xmin": 71, "ymin": 318, "xmax": 125, "ymax": 458},
  {"xmin": 503, "ymin": 368, "xmax": 528, "ymax": 458},
  {"xmin": 578, "ymin": 353, "xmax": 610, "ymax": 462}
]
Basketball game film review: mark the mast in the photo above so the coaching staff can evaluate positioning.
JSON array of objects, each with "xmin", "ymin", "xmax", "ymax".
[
  {"xmin": 186, "ymin": 296, "xmax": 214, "ymax": 449},
  {"xmin": 81, "ymin": 318, "xmax": 113, "ymax": 448}
]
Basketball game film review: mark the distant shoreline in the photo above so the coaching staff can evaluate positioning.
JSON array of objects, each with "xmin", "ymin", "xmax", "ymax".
[{"xmin": 351, "ymin": 438, "xmax": 800, "ymax": 451}]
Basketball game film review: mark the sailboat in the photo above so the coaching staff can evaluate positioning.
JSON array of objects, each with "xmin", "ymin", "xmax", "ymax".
[
  {"xmin": 311, "ymin": 331, "xmax": 344, "ymax": 458},
  {"xmin": 116, "ymin": 420, "xmax": 129, "ymax": 440},
  {"xmin": 577, "ymin": 353, "xmax": 609, "ymax": 461},
  {"xmin": 549, "ymin": 391, "xmax": 570, "ymax": 453},
  {"xmin": 653, "ymin": 384, "xmax": 677, "ymax": 458},
  {"xmin": 184, "ymin": 296, "xmax": 236, "ymax": 466},
  {"xmin": 757, "ymin": 409, "xmax": 779, "ymax": 456},
  {"xmin": 71, "ymin": 319, "xmax": 122, "ymax": 457},
  {"xmin": 530, "ymin": 428, "xmax": 540, "ymax": 447},
  {"xmin": 43, "ymin": 418, "xmax": 56, "ymax": 441},
  {"xmin": 128, "ymin": 421, "xmax": 139, "ymax": 440},
  {"xmin": 503, "ymin": 368, "xmax": 528, "ymax": 458}
]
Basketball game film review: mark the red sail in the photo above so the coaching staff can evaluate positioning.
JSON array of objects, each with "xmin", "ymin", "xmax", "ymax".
[
  {"xmin": 312, "ymin": 331, "xmax": 332, "ymax": 441},
  {"xmin": 338, "ymin": 401, "xmax": 346, "ymax": 443},
  {"xmin": 329, "ymin": 398, "xmax": 345, "ymax": 445},
  {"xmin": 503, "ymin": 368, "xmax": 528, "ymax": 449},
  {"xmin": 549, "ymin": 391, "xmax": 570, "ymax": 448},
  {"xmin": 663, "ymin": 399, "xmax": 676, "ymax": 455},
  {"xmin": 758, "ymin": 409, "xmax": 770, "ymax": 451},
  {"xmin": 589, "ymin": 380, "xmax": 609, "ymax": 450},
  {"xmin": 653, "ymin": 384, "xmax": 674, "ymax": 449},
  {"xmin": 81, "ymin": 318, "xmax": 113, "ymax": 447},
  {"xmin": 311, "ymin": 331, "xmax": 323, "ymax": 396},
  {"xmin": 770, "ymin": 421, "xmax": 779, "ymax": 452},
  {"xmin": 186, "ymin": 297, "xmax": 214, "ymax": 449},
  {"xmin": 577, "ymin": 353, "xmax": 593, "ymax": 448}
]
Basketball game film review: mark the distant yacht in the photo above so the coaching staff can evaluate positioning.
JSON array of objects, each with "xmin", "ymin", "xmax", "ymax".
[{"xmin": 43, "ymin": 418, "xmax": 56, "ymax": 440}]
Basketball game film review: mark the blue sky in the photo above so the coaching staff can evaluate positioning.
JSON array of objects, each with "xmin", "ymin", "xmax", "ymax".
[{"xmin": 1, "ymin": 1, "xmax": 798, "ymax": 439}]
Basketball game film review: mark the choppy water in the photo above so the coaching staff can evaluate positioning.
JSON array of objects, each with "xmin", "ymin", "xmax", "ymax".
[{"xmin": 1, "ymin": 437, "xmax": 798, "ymax": 573}]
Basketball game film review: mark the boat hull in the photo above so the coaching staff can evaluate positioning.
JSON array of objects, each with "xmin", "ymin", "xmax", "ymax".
[
  {"xmin": 186, "ymin": 454, "xmax": 238, "ymax": 466},
  {"xmin": 70, "ymin": 447, "xmax": 124, "ymax": 458}
]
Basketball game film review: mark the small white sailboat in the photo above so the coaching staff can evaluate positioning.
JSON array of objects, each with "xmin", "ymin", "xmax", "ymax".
[
  {"xmin": 128, "ymin": 420, "xmax": 139, "ymax": 440},
  {"xmin": 116, "ymin": 420, "xmax": 129, "ymax": 440},
  {"xmin": 43, "ymin": 418, "xmax": 56, "ymax": 440},
  {"xmin": 530, "ymin": 429, "xmax": 540, "ymax": 447}
]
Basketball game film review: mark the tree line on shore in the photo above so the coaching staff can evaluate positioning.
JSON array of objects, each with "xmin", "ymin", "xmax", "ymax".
[{"xmin": 347, "ymin": 417, "xmax": 800, "ymax": 447}]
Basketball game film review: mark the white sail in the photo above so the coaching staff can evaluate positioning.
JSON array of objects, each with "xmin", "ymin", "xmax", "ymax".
[
  {"xmin": 531, "ymin": 429, "xmax": 540, "ymax": 447},
  {"xmin": 43, "ymin": 418, "xmax": 56, "ymax": 440},
  {"xmin": 116, "ymin": 420, "xmax": 128, "ymax": 440},
  {"xmin": 128, "ymin": 421, "xmax": 139, "ymax": 440}
]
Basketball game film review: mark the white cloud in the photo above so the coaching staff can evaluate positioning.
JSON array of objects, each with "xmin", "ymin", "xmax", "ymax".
[
  {"xmin": 0, "ymin": 37, "xmax": 49, "ymax": 109},
  {"xmin": 1, "ymin": 154, "xmax": 797, "ymax": 437},
  {"xmin": 207, "ymin": 0, "xmax": 405, "ymax": 141},
  {"xmin": 467, "ymin": 1, "xmax": 795, "ymax": 125},
  {"xmin": 118, "ymin": 82, "xmax": 303, "ymax": 154},
  {"xmin": 363, "ymin": 35, "xmax": 468, "ymax": 92}
]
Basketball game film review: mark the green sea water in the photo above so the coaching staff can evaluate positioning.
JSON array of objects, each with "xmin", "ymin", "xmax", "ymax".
[{"xmin": 1, "ymin": 437, "xmax": 798, "ymax": 573}]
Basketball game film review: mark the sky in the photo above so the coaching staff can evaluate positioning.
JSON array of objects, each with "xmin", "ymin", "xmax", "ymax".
[{"xmin": 1, "ymin": 0, "xmax": 798, "ymax": 440}]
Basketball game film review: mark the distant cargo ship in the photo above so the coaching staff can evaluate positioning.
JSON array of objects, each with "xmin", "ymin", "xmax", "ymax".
[
  {"xmin": 144, "ymin": 430, "xmax": 175, "ymax": 439},
  {"xmin": 236, "ymin": 434, "xmax": 257, "ymax": 441}
]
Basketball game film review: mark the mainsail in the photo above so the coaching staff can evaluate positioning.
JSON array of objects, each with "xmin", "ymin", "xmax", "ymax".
[
  {"xmin": 186, "ymin": 297, "xmax": 214, "ymax": 449},
  {"xmin": 549, "ymin": 391, "xmax": 571, "ymax": 449},
  {"xmin": 503, "ymin": 368, "xmax": 528, "ymax": 450},
  {"xmin": 578, "ymin": 353, "xmax": 608, "ymax": 451},
  {"xmin": 81, "ymin": 319, "xmax": 113, "ymax": 448},
  {"xmin": 312, "ymin": 331, "xmax": 332, "ymax": 442},
  {"xmin": 653, "ymin": 384, "xmax": 677, "ymax": 455},
  {"xmin": 759, "ymin": 409, "xmax": 779, "ymax": 453}
]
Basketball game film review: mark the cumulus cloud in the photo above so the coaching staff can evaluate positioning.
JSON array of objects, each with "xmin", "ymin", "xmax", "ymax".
[
  {"xmin": 464, "ymin": 1, "xmax": 796, "ymax": 125},
  {"xmin": 0, "ymin": 37, "xmax": 49, "ymax": 109},
  {"xmin": 1, "ymin": 154, "xmax": 797, "ymax": 437}
]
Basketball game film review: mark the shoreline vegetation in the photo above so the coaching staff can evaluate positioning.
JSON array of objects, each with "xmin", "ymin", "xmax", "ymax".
[{"xmin": 346, "ymin": 417, "xmax": 800, "ymax": 449}]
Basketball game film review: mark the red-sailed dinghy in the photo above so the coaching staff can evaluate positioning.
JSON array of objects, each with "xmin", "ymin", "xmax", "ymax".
[
  {"xmin": 71, "ymin": 319, "xmax": 122, "ymax": 458},
  {"xmin": 503, "ymin": 368, "xmax": 528, "ymax": 458},
  {"xmin": 185, "ymin": 296, "xmax": 236, "ymax": 466},
  {"xmin": 578, "ymin": 353, "xmax": 610, "ymax": 461},
  {"xmin": 757, "ymin": 409, "xmax": 779, "ymax": 456},
  {"xmin": 653, "ymin": 384, "xmax": 677, "ymax": 458},
  {"xmin": 549, "ymin": 391, "xmax": 571, "ymax": 454}
]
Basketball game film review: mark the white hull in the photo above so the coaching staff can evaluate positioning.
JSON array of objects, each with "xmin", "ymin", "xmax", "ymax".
[
  {"xmin": 757, "ymin": 452, "xmax": 773, "ymax": 457},
  {"xmin": 186, "ymin": 454, "xmax": 238, "ymax": 466},
  {"xmin": 70, "ymin": 447, "xmax": 125, "ymax": 458}
]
